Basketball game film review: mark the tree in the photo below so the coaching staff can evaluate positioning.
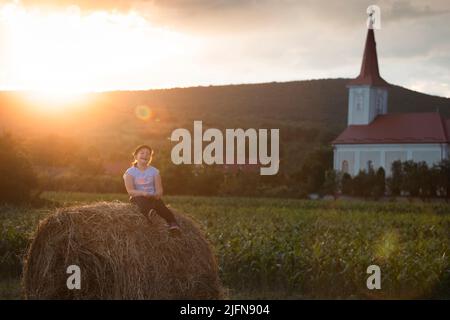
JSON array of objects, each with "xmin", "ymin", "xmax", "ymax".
[
  {"xmin": 372, "ymin": 167, "xmax": 386, "ymax": 199},
  {"xmin": 351, "ymin": 170, "xmax": 369, "ymax": 197},
  {"xmin": 388, "ymin": 160, "xmax": 403, "ymax": 196},
  {"xmin": 401, "ymin": 161, "xmax": 421, "ymax": 197},
  {"xmin": 293, "ymin": 147, "xmax": 333, "ymax": 195},
  {"xmin": 416, "ymin": 161, "xmax": 435, "ymax": 198},
  {"xmin": 346, "ymin": 163, "xmax": 382, "ymax": 199},
  {"xmin": 436, "ymin": 160, "xmax": 450, "ymax": 198},
  {"xmin": 322, "ymin": 169, "xmax": 339, "ymax": 198},
  {"xmin": 341, "ymin": 173, "xmax": 352, "ymax": 195},
  {"xmin": 0, "ymin": 133, "xmax": 38, "ymax": 204}
]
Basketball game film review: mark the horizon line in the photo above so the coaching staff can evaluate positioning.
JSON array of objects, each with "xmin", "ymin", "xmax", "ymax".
[{"xmin": 0, "ymin": 78, "xmax": 448, "ymax": 99}]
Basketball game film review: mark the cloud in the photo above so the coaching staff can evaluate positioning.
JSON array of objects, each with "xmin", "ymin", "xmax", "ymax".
[
  {"xmin": 0, "ymin": 0, "xmax": 448, "ymax": 97},
  {"xmin": 9, "ymin": 0, "xmax": 134, "ymax": 11},
  {"xmin": 383, "ymin": 0, "xmax": 450, "ymax": 21}
]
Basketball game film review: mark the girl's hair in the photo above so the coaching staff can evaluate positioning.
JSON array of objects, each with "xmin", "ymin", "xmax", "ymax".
[{"xmin": 132, "ymin": 144, "xmax": 153, "ymax": 167}]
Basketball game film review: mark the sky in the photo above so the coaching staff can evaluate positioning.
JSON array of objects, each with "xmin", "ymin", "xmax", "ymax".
[{"xmin": 0, "ymin": 0, "xmax": 449, "ymax": 97}]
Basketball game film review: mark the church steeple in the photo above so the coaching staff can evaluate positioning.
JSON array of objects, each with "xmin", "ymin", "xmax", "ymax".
[
  {"xmin": 346, "ymin": 26, "xmax": 390, "ymax": 126},
  {"xmin": 348, "ymin": 28, "xmax": 389, "ymax": 87}
]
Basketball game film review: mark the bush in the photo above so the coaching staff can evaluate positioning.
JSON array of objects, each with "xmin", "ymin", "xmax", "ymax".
[
  {"xmin": 322, "ymin": 169, "xmax": 339, "ymax": 198},
  {"xmin": 340, "ymin": 160, "xmax": 450, "ymax": 199},
  {"xmin": 0, "ymin": 134, "xmax": 38, "ymax": 204},
  {"xmin": 373, "ymin": 167, "xmax": 386, "ymax": 199},
  {"xmin": 38, "ymin": 173, "xmax": 125, "ymax": 193},
  {"xmin": 388, "ymin": 161, "xmax": 441, "ymax": 198},
  {"xmin": 293, "ymin": 147, "xmax": 333, "ymax": 195},
  {"xmin": 341, "ymin": 173, "xmax": 352, "ymax": 195}
]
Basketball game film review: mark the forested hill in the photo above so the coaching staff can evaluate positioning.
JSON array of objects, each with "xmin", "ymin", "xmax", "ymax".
[
  {"xmin": 0, "ymin": 78, "xmax": 449, "ymax": 171},
  {"xmin": 2, "ymin": 78, "xmax": 449, "ymax": 131},
  {"xmin": 98, "ymin": 78, "xmax": 450, "ymax": 128}
]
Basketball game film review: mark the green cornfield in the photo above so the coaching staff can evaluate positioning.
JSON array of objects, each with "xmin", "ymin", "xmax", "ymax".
[{"xmin": 1, "ymin": 192, "xmax": 449, "ymax": 299}]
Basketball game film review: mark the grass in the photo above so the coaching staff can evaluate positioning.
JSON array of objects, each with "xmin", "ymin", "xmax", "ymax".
[{"xmin": 1, "ymin": 192, "xmax": 449, "ymax": 299}]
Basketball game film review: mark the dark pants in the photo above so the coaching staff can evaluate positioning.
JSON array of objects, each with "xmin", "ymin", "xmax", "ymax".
[{"xmin": 130, "ymin": 196, "xmax": 177, "ymax": 225}]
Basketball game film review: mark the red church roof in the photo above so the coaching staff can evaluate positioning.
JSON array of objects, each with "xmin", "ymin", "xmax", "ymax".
[
  {"xmin": 332, "ymin": 113, "xmax": 450, "ymax": 144},
  {"xmin": 348, "ymin": 28, "xmax": 389, "ymax": 87}
]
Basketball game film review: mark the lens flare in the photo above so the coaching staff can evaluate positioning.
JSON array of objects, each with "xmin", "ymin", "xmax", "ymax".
[
  {"xmin": 375, "ymin": 230, "xmax": 399, "ymax": 260},
  {"xmin": 135, "ymin": 105, "xmax": 152, "ymax": 121}
]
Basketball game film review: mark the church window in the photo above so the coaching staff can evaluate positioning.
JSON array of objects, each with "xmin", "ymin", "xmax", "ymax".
[
  {"xmin": 355, "ymin": 92, "xmax": 363, "ymax": 111},
  {"xmin": 341, "ymin": 160, "xmax": 349, "ymax": 173},
  {"xmin": 376, "ymin": 92, "xmax": 383, "ymax": 113}
]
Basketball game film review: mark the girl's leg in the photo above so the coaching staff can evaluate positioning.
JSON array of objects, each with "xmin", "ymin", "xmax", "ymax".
[
  {"xmin": 148, "ymin": 198, "xmax": 178, "ymax": 225},
  {"xmin": 129, "ymin": 196, "xmax": 152, "ymax": 215}
]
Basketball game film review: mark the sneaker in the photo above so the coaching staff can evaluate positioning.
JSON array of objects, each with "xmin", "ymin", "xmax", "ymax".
[
  {"xmin": 144, "ymin": 209, "xmax": 156, "ymax": 222},
  {"xmin": 148, "ymin": 209, "xmax": 157, "ymax": 218}
]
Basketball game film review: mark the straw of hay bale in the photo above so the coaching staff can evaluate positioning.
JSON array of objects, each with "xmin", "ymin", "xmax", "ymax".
[{"xmin": 23, "ymin": 201, "xmax": 224, "ymax": 299}]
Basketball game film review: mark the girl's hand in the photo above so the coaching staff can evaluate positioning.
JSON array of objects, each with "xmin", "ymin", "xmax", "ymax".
[
  {"xmin": 142, "ymin": 191, "xmax": 154, "ymax": 198},
  {"xmin": 155, "ymin": 175, "xmax": 164, "ymax": 199},
  {"xmin": 145, "ymin": 192, "xmax": 161, "ymax": 199}
]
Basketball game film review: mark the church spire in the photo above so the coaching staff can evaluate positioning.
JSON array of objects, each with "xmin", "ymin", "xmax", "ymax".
[
  {"xmin": 348, "ymin": 28, "xmax": 389, "ymax": 87},
  {"xmin": 346, "ymin": 19, "xmax": 389, "ymax": 126}
]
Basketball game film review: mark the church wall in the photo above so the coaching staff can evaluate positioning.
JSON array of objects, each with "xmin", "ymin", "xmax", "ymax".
[
  {"xmin": 368, "ymin": 89, "xmax": 377, "ymax": 123},
  {"xmin": 412, "ymin": 150, "xmax": 442, "ymax": 165},
  {"xmin": 335, "ymin": 150, "xmax": 356, "ymax": 175},
  {"xmin": 360, "ymin": 151, "xmax": 381, "ymax": 171},
  {"xmin": 334, "ymin": 143, "xmax": 448, "ymax": 176},
  {"xmin": 347, "ymin": 86, "xmax": 388, "ymax": 125},
  {"xmin": 385, "ymin": 151, "xmax": 407, "ymax": 175},
  {"xmin": 348, "ymin": 86, "xmax": 370, "ymax": 125}
]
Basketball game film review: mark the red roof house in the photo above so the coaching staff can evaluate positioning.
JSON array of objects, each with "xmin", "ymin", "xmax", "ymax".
[
  {"xmin": 333, "ymin": 112, "xmax": 450, "ymax": 144},
  {"xmin": 332, "ymin": 24, "xmax": 450, "ymax": 176}
]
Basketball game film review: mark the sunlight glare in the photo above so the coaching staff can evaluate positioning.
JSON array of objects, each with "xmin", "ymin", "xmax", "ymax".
[{"xmin": 0, "ymin": 2, "xmax": 198, "ymax": 103}]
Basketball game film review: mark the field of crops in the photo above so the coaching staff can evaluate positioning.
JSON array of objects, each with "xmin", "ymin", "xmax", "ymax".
[{"xmin": 1, "ymin": 192, "xmax": 449, "ymax": 299}]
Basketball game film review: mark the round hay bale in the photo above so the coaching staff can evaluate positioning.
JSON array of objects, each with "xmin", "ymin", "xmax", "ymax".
[{"xmin": 23, "ymin": 201, "xmax": 224, "ymax": 299}]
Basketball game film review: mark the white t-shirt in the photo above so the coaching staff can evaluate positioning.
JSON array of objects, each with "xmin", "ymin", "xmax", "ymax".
[{"xmin": 123, "ymin": 166, "xmax": 160, "ymax": 195}]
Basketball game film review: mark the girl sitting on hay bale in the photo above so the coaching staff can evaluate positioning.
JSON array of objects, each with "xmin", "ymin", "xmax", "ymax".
[{"xmin": 123, "ymin": 144, "xmax": 181, "ymax": 235}]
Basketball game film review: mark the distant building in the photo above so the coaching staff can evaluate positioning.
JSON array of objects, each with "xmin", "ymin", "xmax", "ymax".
[{"xmin": 332, "ymin": 25, "xmax": 450, "ymax": 176}]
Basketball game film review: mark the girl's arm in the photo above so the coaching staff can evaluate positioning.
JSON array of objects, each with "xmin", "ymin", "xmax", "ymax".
[
  {"xmin": 123, "ymin": 174, "xmax": 149, "ymax": 197},
  {"xmin": 154, "ymin": 174, "xmax": 163, "ymax": 200}
]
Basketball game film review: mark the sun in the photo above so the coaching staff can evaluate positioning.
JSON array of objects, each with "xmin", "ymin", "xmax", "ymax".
[
  {"xmin": 0, "ymin": 2, "xmax": 197, "ymax": 104},
  {"xmin": 24, "ymin": 89, "xmax": 88, "ymax": 109}
]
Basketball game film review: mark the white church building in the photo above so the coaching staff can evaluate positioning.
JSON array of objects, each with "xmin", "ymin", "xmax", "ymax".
[{"xmin": 332, "ymin": 26, "xmax": 450, "ymax": 176}]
